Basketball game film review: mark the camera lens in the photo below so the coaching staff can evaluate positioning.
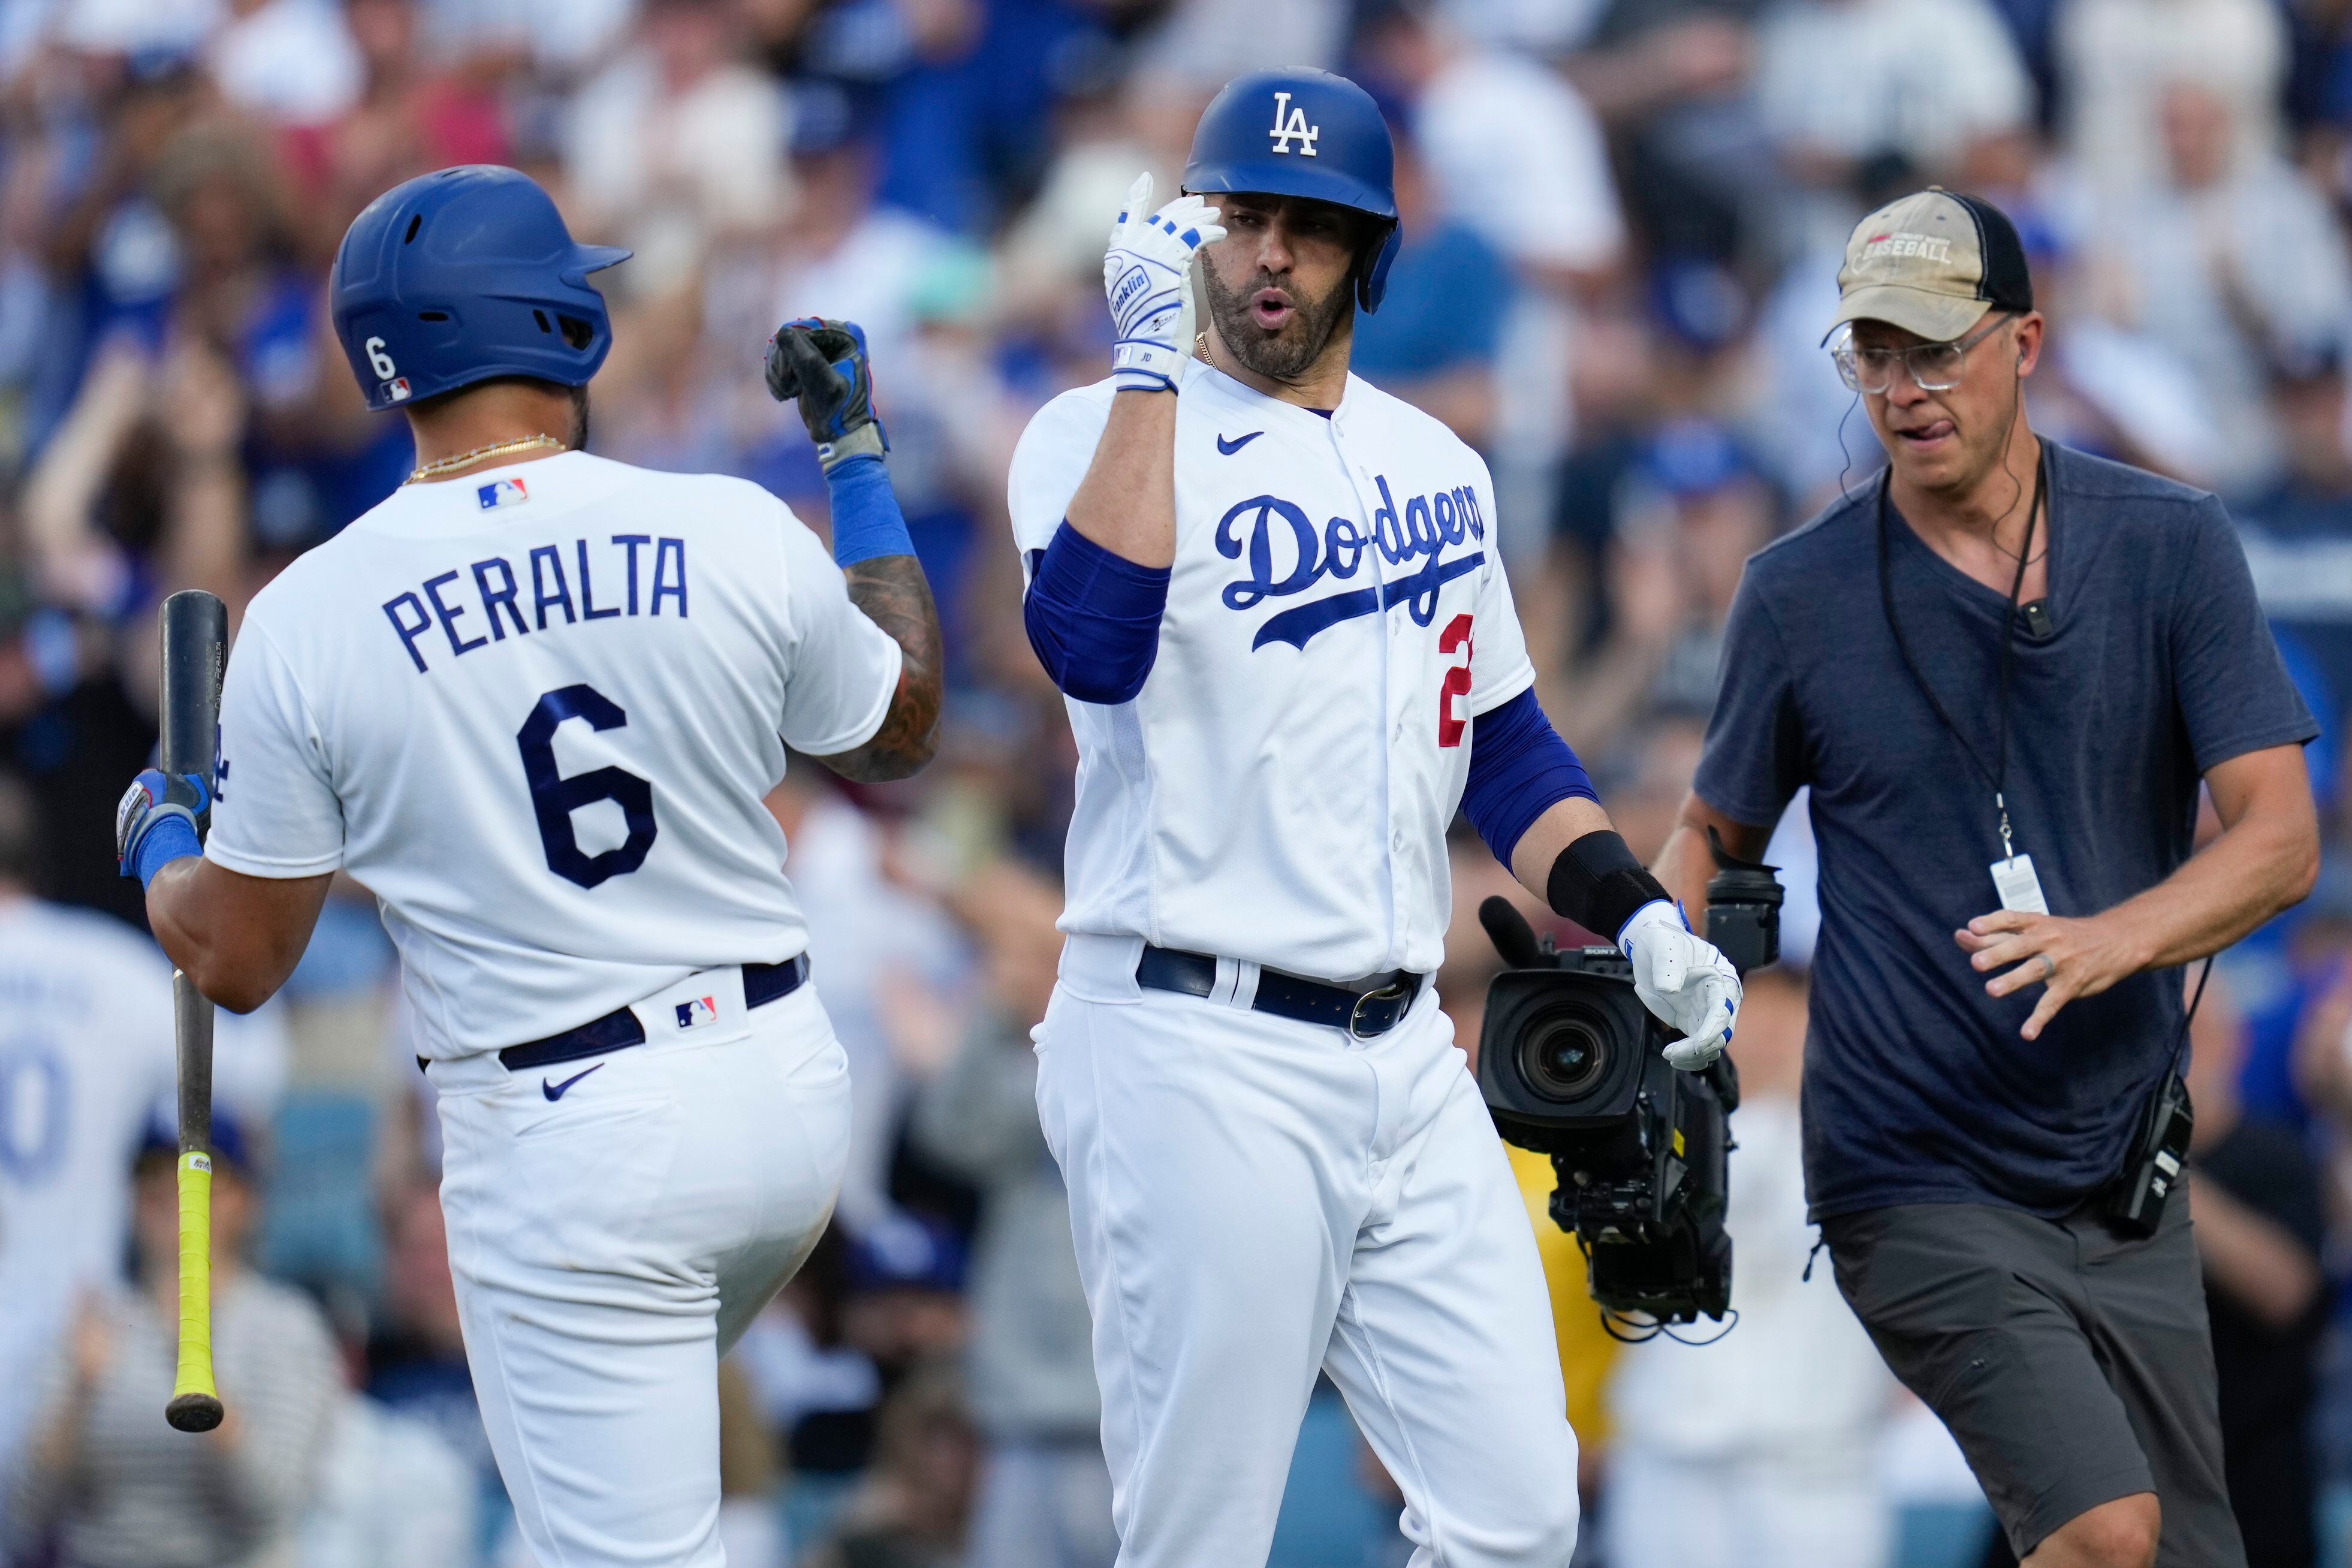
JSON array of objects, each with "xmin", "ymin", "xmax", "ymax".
[{"xmin": 1519, "ymin": 1009, "xmax": 1611, "ymax": 1102}]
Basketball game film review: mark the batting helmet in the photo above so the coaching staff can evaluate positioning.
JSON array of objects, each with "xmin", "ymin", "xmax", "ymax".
[
  {"xmin": 329, "ymin": 165, "xmax": 631, "ymax": 412},
  {"xmin": 1183, "ymin": 68, "xmax": 1401, "ymax": 313}
]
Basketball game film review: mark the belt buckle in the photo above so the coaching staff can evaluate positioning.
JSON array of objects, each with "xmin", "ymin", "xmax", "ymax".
[{"xmin": 1348, "ymin": 979, "xmax": 1409, "ymax": 1041}]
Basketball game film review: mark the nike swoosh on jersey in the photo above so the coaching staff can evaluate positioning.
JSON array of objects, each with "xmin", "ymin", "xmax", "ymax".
[
  {"xmin": 542, "ymin": 1063, "xmax": 606, "ymax": 1101},
  {"xmin": 1216, "ymin": 431, "xmax": 1264, "ymax": 455}
]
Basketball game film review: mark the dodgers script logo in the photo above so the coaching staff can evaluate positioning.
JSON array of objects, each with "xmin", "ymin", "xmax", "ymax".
[{"xmin": 1217, "ymin": 475, "xmax": 1485, "ymax": 651}]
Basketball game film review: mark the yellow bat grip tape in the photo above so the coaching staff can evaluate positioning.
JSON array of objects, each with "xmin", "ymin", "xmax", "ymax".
[{"xmin": 171, "ymin": 1152, "xmax": 218, "ymax": 1406}]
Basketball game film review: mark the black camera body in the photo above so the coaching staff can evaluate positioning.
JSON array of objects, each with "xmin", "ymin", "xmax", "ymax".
[{"xmin": 1475, "ymin": 834, "xmax": 1783, "ymax": 1329}]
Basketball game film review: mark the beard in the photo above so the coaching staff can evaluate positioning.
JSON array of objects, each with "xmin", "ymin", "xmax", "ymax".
[
  {"xmin": 566, "ymin": 384, "xmax": 591, "ymax": 453},
  {"xmin": 1198, "ymin": 261, "xmax": 1354, "ymax": 382}
]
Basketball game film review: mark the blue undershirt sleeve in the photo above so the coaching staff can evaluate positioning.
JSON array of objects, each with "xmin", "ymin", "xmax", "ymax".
[
  {"xmin": 825, "ymin": 453, "xmax": 916, "ymax": 566},
  {"xmin": 1023, "ymin": 521, "xmax": 1172, "ymax": 704},
  {"xmin": 1461, "ymin": 687, "xmax": 1599, "ymax": 866}
]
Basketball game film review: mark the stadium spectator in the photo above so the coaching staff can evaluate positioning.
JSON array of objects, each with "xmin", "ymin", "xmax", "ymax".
[
  {"xmin": 802, "ymin": 1358, "xmax": 979, "ymax": 1568},
  {"xmin": 2072, "ymin": 79, "xmax": 2352, "ymax": 498},
  {"xmin": 298, "ymin": 1383, "xmax": 480, "ymax": 1568},
  {"xmin": 364, "ymin": 1177, "xmax": 506, "ymax": 1539},
  {"xmin": 909, "ymin": 857, "xmax": 1113, "ymax": 1568},
  {"xmin": 204, "ymin": 0, "xmax": 364, "ymax": 129},
  {"xmin": 2239, "ymin": 342, "xmax": 2352, "ymax": 734},
  {"xmin": 7, "ymin": 1113, "xmax": 341, "ymax": 1568},
  {"xmin": 2184, "ymin": 976, "xmax": 2332, "ymax": 1568},
  {"xmin": 279, "ymin": 0, "xmax": 514, "ymax": 236},
  {"xmin": 1546, "ymin": 416, "xmax": 1776, "ymax": 752},
  {"xmin": 563, "ymin": 0, "xmax": 793, "ymax": 293},
  {"xmin": 1358, "ymin": 0, "xmax": 1625, "ymax": 553},
  {"xmin": 1756, "ymin": 0, "xmax": 2034, "ymax": 257},
  {"xmin": 2057, "ymin": 0, "xmax": 2289, "ymax": 195},
  {"xmin": 1347, "ymin": 135, "xmax": 1509, "ymax": 451}
]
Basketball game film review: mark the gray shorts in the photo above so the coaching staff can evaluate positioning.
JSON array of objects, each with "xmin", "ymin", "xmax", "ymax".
[{"xmin": 1820, "ymin": 1195, "xmax": 2244, "ymax": 1566}]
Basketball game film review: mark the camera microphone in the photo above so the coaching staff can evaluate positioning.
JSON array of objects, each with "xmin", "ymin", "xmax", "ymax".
[{"xmin": 1479, "ymin": 896, "xmax": 1546, "ymax": 970}]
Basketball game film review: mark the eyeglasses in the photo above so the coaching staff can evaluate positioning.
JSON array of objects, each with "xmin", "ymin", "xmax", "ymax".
[{"xmin": 1831, "ymin": 313, "xmax": 2016, "ymax": 394}]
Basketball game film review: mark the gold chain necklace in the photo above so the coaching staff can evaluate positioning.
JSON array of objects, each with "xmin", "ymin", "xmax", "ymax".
[{"xmin": 405, "ymin": 435, "xmax": 563, "ymax": 484}]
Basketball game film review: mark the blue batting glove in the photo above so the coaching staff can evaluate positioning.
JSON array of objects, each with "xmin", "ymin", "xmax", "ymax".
[{"xmin": 116, "ymin": 768, "xmax": 209, "ymax": 886}]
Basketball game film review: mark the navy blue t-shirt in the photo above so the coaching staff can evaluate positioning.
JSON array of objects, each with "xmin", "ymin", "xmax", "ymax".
[{"xmin": 1695, "ymin": 442, "xmax": 2317, "ymax": 1219}]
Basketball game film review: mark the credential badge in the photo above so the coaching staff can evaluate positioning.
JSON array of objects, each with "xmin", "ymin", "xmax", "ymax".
[{"xmin": 1268, "ymin": 91, "xmax": 1319, "ymax": 157}]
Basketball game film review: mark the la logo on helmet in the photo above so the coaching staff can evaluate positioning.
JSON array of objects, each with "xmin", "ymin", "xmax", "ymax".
[{"xmin": 1268, "ymin": 91, "xmax": 1320, "ymax": 156}]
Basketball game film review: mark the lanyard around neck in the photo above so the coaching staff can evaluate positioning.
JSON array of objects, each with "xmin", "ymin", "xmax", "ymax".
[{"xmin": 1874, "ymin": 448, "xmax": 2048, "ymax": 858}]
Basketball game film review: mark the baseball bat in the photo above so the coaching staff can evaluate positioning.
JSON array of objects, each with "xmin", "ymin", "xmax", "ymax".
[{"xmin": 159, "ymin": 590, "xmax": 227, "ymax": 1435}]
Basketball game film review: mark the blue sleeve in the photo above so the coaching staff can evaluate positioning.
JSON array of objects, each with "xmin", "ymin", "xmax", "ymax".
[
  {"xmin": 1023, "ymin": 521, "xmax": 1171, "ymax": 705},
  {"xmin": 826, "ymin": 454, "xmax": 916, "ymax": 566},
  {"xmin": 1461, "ymin": 687, "xmax": 1598, "ymax": 865}
]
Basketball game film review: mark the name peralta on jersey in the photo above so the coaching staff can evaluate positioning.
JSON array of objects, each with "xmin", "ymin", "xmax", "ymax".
[
  {"xmin": 1008, "ymin": 361, "xmax": 1536, "ymax": 981},
  {"xmin": 207, "ymin": 452, "xmax": 901, "ymax": 1059}
]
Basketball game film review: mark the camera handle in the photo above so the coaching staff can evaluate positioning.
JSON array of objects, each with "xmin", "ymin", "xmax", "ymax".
[{"xmin": 1703, "ymin": 828, "xmax": 1784, "ymax": 978}]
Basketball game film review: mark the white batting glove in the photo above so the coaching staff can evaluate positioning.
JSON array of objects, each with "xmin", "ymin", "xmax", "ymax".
[
  {"xmin": 1619, "ymin": 901, "xmax": 1742, "ymax": 1072},
  {"xmin": 1103, "ymin": 173, "xmax": 1223, "ymax": 395}
]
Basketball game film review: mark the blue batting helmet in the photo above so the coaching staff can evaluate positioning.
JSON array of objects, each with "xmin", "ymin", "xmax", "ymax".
[
  {"xmin": 329, "ymin": 165, "xmax": 631, "ymax": 412},
  {"xmin": 1183, "ymin": 68, "xmax": 1401, "ymax": 313}
]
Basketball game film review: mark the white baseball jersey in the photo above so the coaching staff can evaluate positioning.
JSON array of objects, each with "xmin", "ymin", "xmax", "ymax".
[
  {"xmin": 1008, "ymin": 361, "xmax": 1536, "ymax": 981},
  {"xmin": 207, "ymin": 451, "xmax": 902, "ymax": 1060}
]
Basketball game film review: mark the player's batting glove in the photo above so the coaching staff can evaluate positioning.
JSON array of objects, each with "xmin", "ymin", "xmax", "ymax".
[
  {"xmin": 1618, "ymin": 900, "xmax": 1742, "ymax": 1072},
  {"xmin": 116, "ymin": 768, "xmax": 209, "ymax": 887},
  {"xmin": 1103, "ymin": 173, "xmax": 1224, "ymax": 395},
  {"xmin": 766, "ymin": 318, "xmax": 886, "ymax": 472}
]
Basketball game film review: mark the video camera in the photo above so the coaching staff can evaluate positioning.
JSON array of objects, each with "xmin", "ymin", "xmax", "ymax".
[{"xmin": 1475, "ymin": 831, "xmax": 1783, "ymax": 1333}]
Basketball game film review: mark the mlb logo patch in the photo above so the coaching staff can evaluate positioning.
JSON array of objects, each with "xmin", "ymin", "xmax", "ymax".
[
  {"xmin": 675, "ymin": 996, "xmax": 718, "ymax": 1030},
  {"xmin": 384, "ymin": 377, "xmax": 411, "ymax": 403},
  {"xmin": 478, "ymin": 477, "xmax": 529, "ymax": 510}
]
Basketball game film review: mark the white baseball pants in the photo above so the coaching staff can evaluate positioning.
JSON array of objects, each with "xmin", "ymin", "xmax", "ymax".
[
  {"xmin": 432, "ymin": 967, "xmax": 851, "ymax": 1568},
  {"xmin": 1036, "ymin": 936, "xmax": 1582, "ymax": 1568}
]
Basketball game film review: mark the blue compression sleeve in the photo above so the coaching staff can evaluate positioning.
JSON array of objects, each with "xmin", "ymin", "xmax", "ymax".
[
  {"xmin": 825, "ymin": 454, "xmax": 915, "ymax": 566},
  {"xmin": 1461, "ymin": 687, "xmax": 1599, "ymax": 865},
  {"xmin": 1023, "ymin": 521, "xmax": 1171, "ymax": 704},
  {"xmin": 132, "ymin": 816, "xmax": 202, "ymax": 889}
]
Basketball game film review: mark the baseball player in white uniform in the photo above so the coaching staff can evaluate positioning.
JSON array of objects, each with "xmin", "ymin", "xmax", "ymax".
[
  {"xmin": 113, "ymin": 166, "xmax": 943, "ymax": 1567},
  {"xmin": 1008, "ymin": 71, "xmax": 1744, "ymax": 1566}
]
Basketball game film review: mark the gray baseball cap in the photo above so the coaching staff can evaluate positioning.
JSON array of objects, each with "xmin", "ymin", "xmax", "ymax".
[{"xmin": 1826, "ymin": 188, "xmax": 2034, "ymax": 343}]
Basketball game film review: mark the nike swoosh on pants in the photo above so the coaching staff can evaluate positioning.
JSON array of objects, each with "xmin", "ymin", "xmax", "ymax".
[{"xmin": 542, "ymin": 1063, "xmax": 606, "ymax": 1101}]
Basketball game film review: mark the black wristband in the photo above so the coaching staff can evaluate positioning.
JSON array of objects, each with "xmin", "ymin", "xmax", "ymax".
[{"xmin": 1546, "ymin": 830, "xmax": 1672, "ymax": 945}]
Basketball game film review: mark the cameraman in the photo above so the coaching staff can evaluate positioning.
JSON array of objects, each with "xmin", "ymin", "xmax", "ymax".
[{"xmin": 1654, "ymin": 189, "xmax": 2320, "ymax": 1568}]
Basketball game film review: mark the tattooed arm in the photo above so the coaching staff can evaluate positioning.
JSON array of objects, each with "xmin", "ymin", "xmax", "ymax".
[
  {"xmin": 767, "ymin": 318, "xmax": 945, "ymax": 783},
  {"xmin": 821, "ymin": 553, "xmax": 943, "ymax": 782}
]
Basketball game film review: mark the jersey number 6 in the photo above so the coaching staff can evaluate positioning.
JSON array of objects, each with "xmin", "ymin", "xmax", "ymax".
[{"xmin": 517, "ymin": 685, "xmax": 658, "ymax": 889}]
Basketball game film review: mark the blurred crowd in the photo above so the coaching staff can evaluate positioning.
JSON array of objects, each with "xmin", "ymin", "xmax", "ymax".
[{"xmin": 11, "ymin": 0, "xmax": 2352, "ymax": 1564}]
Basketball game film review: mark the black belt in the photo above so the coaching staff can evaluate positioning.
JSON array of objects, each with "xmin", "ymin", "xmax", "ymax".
[
  {"xmin": 496, "ymin": 955, "xmax": 811, "ymax": 1072},
  {"xmin": 1135, "ymin": 946, "xmax": 1423, "ymax": 1039}
]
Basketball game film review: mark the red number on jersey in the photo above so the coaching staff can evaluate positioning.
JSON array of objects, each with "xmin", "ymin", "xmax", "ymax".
[{"xmin": 1438, "ymin": 613, "xmax": 1473, "ymax": 747}]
